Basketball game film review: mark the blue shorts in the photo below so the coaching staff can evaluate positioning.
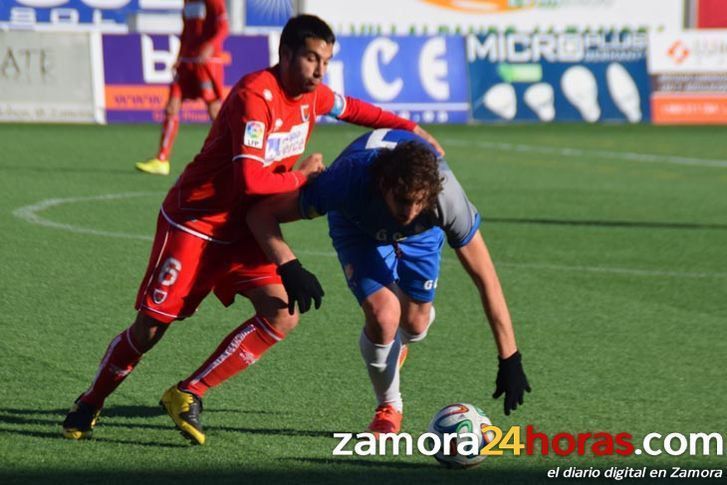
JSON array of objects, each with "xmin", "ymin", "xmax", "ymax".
[{"xmin": 330, "ymin": 220, "xmax": 444, "ymax": 304}]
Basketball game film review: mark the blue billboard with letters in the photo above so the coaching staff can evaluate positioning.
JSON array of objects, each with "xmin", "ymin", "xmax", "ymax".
[
  {"xmin": 0, "ymin": 0, "xmax": 177, "ymax": 31},
  {"xmin": 467, "ymin": 31, "xmax": 651, "ymax": 123},
  {"xmin": 324, "ymin": 35, "xmax": 470, "ymax": 124}
]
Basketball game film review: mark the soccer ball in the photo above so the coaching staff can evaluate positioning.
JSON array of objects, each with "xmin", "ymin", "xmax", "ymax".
[{"xmin": 427, "ymin": 403, "xmax": 494, "ymax": 468}]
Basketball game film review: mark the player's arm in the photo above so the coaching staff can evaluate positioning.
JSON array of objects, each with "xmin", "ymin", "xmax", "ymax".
[
  {"xmin": 455, "ymin": 231, "xmax": 531, "ymax": 415},
  {"xmin": 246, "ymin": 191, "xmax": 325, "ymax": 315},
  {"xmin": 247, "ymin": 191, "xmax": 324, "ymax": 315},
  {"xmin": 246, "ymin": 162, "xmax": 352, "ymax": 313},
  {"xmin": 455, "ymin": 230, "xmax": 517, "ymax": 358},
  {"xmin": 246, "ymin": 191, "xmax": 305, "ymax": 266},
  {"xmin": 316, "ymin": 86, "xmax": 445, "ymax": 155}
]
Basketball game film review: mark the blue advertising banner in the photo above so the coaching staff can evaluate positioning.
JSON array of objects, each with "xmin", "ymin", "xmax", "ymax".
[
  {"xmin": 0, "ymin": 0, "xmax": 141, "ymax": 29},
  {"xmin": 324, "ymin": 36, "xmax": 470, "ymax": 124},
  {"xmin": 245, "ymin": 0, "xmax": 293, "ymax": 28},
  {"xmin": 467, "ymin": 32, "xmax": 651, "ymax": 123},
  {"xmin": 103, "ymin": 34, "xmax": 269, "ymax": 123}
]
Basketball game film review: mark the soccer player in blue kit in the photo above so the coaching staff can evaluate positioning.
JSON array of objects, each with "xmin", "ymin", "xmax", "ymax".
[{"xmin": 246, "ymin": 128, "xmax": 531, "ymax": 433}]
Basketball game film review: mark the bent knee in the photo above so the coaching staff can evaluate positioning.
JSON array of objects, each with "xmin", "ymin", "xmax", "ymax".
[
  {"xmin": 131, "ymin": 312, "xmax": 168, "ymax": 352},
  {"xmin": 400, "ymin": 306, "xmax": 435, "ymax": 343},
  {"xmin": 264, "ymin": 310, "xmax": 299, "ymax": 335}
]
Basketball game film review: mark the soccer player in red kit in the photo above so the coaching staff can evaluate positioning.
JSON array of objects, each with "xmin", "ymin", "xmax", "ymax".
[
  {"xmin": 136, "ymin": 0, "xmax": 229, "ymax": 176},
  {"xmin": 63, "ymin": 14, "xmax": 444, "ymax": 444}
]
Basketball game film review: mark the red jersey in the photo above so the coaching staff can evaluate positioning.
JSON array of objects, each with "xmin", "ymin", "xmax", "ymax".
[
  {"xmin": 179, "ymin": 0, "xmax": 228, "ymax": 60},
  {"xmin": 162, "ymin": 66, "xmax": 417, "ymax": 242}
]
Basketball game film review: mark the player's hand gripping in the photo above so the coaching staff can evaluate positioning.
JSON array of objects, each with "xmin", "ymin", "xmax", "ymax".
[
  {"xmin": 413, "ymin": 125, "xmax": 445, "ymax": 157},
  {"xmin": 277, "ymin": 259, "xmax": 325, "ymax": 315},
  {"xmin": 492, "ymin": 351, "xmax": 531, "ymax": 415},
  {"xmin": 298, "ymin": 153, "xmax": 325, "ymax": 181}
]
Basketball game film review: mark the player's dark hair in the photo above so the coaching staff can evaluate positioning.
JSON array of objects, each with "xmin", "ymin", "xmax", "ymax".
[
  {"xmin": 370, "ymin": 141, "xmax": 443, "ymax": 210},
  {"xmin": 279, "ymin": 14, "xmax": 336, "ymax": 55}
]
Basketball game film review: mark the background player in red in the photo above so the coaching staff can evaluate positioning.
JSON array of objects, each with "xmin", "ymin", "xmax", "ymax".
[
  {"xmin": 136, "ymin": 0, "xmax": 229, "ymax": 176},
  {"xmin": 63, "ymin": 14, "xmax": 444, "ymax": 445}
]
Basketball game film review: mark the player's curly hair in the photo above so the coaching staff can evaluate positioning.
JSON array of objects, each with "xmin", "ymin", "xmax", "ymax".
[
  {"xmin": 280, "ymin": 15, "xmax": 336, "ymax": 55},
  {"xmin": 370, "ymin": 141, "xmax": 443, "ymax": 210}
]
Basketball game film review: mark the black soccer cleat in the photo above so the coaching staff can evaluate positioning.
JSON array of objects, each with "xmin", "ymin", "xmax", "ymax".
[{"xmin": 62, "ymin": 396, "xmax": 101, "ymax": 440}]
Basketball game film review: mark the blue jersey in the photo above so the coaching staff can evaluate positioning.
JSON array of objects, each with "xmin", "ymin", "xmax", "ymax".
[{"xmin": 299, "ymin": 129, "xmax": 480, "ymax": 248}]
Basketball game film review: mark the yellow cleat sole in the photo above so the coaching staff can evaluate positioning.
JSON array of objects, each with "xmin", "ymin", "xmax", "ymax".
[
  {"xmin": 135, "ymin": 160, "xmax": 170, "ymax": 176},
  {"xmin": 63, "ymin": 428, "xmax": 92, "ymax": 440},
  {"xmin": 159, "ymin": 397, "xmax": 206, "ymax": 446}
]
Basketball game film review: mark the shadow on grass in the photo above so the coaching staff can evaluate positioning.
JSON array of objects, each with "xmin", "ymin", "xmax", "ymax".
[
  {"xmin": 0, "ymin": 467, "xmax": 694, "ymax": 485},
  {"xmin": 0, "ymin": 407, "xmax": 338, "ymax": 442},
  {"xmin": 0, "ymin": 426, "xmax": 188, "ymax": 449},
  {"xmin": 0, "ymin": 468, "xmax": 549, "ymax": 485},
  {"xmin": 2, "ymin": 406, "xmax": 284, "ymax": 418}
]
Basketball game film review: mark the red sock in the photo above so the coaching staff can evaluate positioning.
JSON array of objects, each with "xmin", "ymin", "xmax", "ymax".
[
  {"xmin": 180, "ymin": 316, "xmax": 284, "ymax": 398},
  {"xmin": 81, "ymin": 328, "xmax": 143, "ymax": 408},
  {"xmin": 156, "ymin": 113, "xmax": 179, "ymax": 161}
]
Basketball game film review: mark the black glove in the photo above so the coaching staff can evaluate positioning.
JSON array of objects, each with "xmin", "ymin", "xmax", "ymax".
[
  {"xmin": 492, "ymin": 351, "xmax": 531, "ymax": 416},
  {"xmin": 277, "ymin": 259, "xmax": 324, "ymax": 315}
]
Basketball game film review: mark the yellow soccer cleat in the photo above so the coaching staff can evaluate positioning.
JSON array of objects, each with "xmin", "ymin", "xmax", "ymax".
[
  {"xmin": 135, "ymin": 158, "xmax": 170, "ymax": 176},
  {"xmin": 160, "ymin": 385, "xmax": 206, "ymax": 445},
  {"xmin": 62, "ymin": 396, "xmax": 101, "ymax": 440}
]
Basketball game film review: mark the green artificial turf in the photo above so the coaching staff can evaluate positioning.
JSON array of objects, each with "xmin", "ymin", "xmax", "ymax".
[{"xmin": 0, "ymin": 123, "xmax": 725, "ymax": 484}]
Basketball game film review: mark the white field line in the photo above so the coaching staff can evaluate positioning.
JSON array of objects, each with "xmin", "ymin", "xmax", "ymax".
[
  {"xmin": 12, "ymin": 192, "xmax": 160, "ymax": 241},
  {"xmin": 442, "ymin": 138, "xmax": 727, "ymax": 168},
  {"xmin": 11, "ymin": 193, "xmax": 727, "ymax": 280}
]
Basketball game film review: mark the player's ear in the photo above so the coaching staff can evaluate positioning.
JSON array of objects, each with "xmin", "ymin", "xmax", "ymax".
[{"xmin": 279, "ymin": 45, "xmax": 293, "ymax": 64}]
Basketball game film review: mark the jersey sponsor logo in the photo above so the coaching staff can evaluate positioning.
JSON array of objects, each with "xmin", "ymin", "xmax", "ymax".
[
  {"xmin": 244, "ymin": 121, "xmax": 265, "ymax": 149},
  {"xmin": 183, "ymin": 1, "xmax": 206, "ymax": 20},
  {"xmin": 423, "ymin": 279, "xmax": 438, "ymax": 291},
  {"xmin": 300, "ymin": 104, "xmax": 310, "ymax": 122},
  {"xmin": 264, "ymin": 122, "xmax": 308, "ymax": 165}
]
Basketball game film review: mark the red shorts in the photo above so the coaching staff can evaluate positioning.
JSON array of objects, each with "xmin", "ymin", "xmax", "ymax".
[
  {"xmin": 135, "ymin": 213, "xmax": 281, "ymax": 324},
  {"xmin": 169, "ymin": 61, "xmax": 224, "ymax": 103}
]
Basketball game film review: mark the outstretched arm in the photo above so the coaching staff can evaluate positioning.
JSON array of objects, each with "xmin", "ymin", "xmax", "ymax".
[
  {"xmin": 246, "ymin": 191, "xmax": 324, "ymax": 314},
  {"xmin": 455, "ymin": 230, "xmax": 517, "ymax": 357},
  {"xmin": 455, "ymin": 230, "xmax": 531, "ymax": 415},
  {"xmin": 246, "ymin": 191, "xmax": 302, "ymax": 265}
]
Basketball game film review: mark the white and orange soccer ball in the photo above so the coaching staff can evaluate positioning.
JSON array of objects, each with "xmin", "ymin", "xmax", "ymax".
[{"xmin": 427, "ymin": 403, "xmax": 495, "ymax": 468}]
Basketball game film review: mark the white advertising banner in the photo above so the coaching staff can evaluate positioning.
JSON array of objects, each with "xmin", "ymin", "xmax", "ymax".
[
  {"xmin": 649, "ymin": 30, "xmax": 727, "ymax": 124},
  {"xmin": 0, "ymin": 31, "xmax": 105, "ymax": 123},
  {"xmin": 649, "ymin": 30, "xmax": 727, "ymax": 74},
  {"xmin": 302, "ymin": 0, "xmax": 684, "ymax": 34}
]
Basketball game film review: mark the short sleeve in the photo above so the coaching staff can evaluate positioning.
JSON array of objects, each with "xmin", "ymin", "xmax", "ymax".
[{"xmin": 436, "ymin": 162, "xmax": 481, "ymax": 248}]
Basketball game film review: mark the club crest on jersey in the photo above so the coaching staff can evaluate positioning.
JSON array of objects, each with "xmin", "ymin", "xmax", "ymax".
[
  {"xmin": 152, "ymin": 289, "xmax": 168, "ymax": 304},
  {"xmin": 244, "ymin": 121, "xmax": 265, "ymax": 149},
  {"xmin": 300, "ymin": 104, "xmax": 310, "ymax": 122}
]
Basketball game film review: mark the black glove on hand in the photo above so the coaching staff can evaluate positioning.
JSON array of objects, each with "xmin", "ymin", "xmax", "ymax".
[
  {"xmin": 277, "ymin": 259, "xmax": 324, "ymax": 315},
  {"xmin": 492, "ymin": 351, "xmax": 531, "ymax": 416}
]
